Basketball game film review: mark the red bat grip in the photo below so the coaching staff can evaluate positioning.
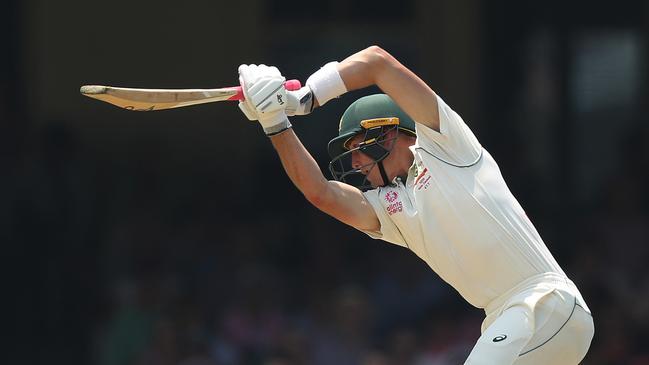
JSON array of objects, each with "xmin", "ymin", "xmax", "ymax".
[{"xmin": 229, "ymin": 79, "xmax": 302, "ymax": 101}]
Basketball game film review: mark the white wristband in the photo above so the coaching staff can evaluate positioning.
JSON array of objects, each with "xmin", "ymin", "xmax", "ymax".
[{"xmin": 306, "ymin": 61, "xmax": 347, "ymax": 107}]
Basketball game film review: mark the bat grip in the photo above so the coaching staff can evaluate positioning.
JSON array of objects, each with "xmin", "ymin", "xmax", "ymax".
[{"xmin": 229, "ymin": 79, "xmax": 302, "ymax": 101}]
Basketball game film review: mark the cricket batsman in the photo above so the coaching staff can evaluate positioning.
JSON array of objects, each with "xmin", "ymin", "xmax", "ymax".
[{"xmin": 236, "ymin": 46, "xmax": 594, "ymax": 364}]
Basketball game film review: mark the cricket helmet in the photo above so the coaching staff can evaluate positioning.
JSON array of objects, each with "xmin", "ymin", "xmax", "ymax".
[{"xmin": 327, "ymin": 94, "xmax": 416, "ymax": 190}]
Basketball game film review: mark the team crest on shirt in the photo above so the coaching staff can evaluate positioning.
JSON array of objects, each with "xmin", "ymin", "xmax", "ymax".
[{"xmin": 384, "ymin": 190, "xmax": 403, "ymax": 215}]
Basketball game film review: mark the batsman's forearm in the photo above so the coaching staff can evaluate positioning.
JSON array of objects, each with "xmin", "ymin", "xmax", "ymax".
[
  {"xmin": 336, "ymin": 45, "xmax": 440, "ymax": 131},
  {"xmin": 270, "ymin": 129, "xmax": 329, "ymax": 203}
]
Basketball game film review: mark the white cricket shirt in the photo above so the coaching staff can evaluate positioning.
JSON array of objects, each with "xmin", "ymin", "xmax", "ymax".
[{"xmin": 361, "ymin": 95, "xmax": 566, "ymax": 309}]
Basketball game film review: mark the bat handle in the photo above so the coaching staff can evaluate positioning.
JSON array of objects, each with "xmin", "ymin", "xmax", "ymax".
[{"xmin": 229, "ymin": 79, "xmax": 302, "ymax": 101}]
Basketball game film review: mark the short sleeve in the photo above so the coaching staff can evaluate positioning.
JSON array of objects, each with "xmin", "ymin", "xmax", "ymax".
[
  {"xmin": 415, "ymin": 95, "xmax": 482, "ymax": 166},
  {"xmin": 359, "ymin": 188, "xmax": 408, "ymax": 248}
]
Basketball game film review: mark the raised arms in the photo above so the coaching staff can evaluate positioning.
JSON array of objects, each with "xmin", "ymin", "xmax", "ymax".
[{"xmin": 237, "ymin": 46, "xmax": 440, "ymax": 232}]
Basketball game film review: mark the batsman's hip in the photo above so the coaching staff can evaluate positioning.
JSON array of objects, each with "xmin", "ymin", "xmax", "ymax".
[{"xmin": 514, "ymin": 301, "xmax": 594, "ymax": 365}]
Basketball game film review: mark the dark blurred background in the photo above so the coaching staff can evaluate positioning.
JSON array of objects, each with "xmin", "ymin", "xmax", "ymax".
[{"xmin": 3, "ymin": 0, "xmax": 648, "ymax": 364}]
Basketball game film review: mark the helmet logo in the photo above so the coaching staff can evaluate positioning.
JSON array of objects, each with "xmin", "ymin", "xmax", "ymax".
[{"xmin": 360, "ymin": 117, "xmax": 399, "ymax": 129}]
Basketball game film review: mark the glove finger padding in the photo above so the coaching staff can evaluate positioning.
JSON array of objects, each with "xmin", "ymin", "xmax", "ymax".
[
  {"xmin": 246, "ymin": 65, "xmax": 286, "ymax": 114},
  {"xmin": 249, "ymin": 76, "xmax": 287, "ymax": 114},
  {"xmin": 239, "ymin": 64, "xmax": 287, "ymax": 115},
  {"xmin": 238, "ymin": 64, "xmax": 258, "ymax": 117},
  {"xmin": 238, "ymin": 63, "xmax": 292, "ymax": 136}
]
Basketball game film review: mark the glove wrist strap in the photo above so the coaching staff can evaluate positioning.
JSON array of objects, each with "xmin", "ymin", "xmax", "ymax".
[
  {"xmin": 263, "ymin": 117, "xmax": 292, "ymax": 136},
  {"xmin": 266, "ymin": 125, "xmax": 292, "ymax": 137}
]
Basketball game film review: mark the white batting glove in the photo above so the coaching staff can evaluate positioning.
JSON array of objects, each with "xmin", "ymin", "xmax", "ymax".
[
  {"xmin": 238, "ymin": 64, "xmax": 292, "ymax": 136},
  {"xmin": 285, "ymin": 86, "xmax": 315, "ymax": 116},
  {"xmin": 239, "ymin": 86, "xmax": 313, "ymax": 119}
]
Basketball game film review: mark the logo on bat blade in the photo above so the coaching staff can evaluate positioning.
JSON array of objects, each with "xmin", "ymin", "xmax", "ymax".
[{"xmin": 124, "ymin": 105, "xmax": 155, "ymax": 111}]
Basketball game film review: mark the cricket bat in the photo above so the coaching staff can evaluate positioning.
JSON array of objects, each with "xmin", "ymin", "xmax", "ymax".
[{"xmin": 80, "ymin": 79, "xmax": 302, "ymax": 111}]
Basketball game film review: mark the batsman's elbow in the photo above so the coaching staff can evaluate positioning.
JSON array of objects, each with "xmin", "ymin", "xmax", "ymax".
[
  {"xmin": 302, "ymin": 184, "xmax": 332, "ymax": 209},
  {"xmin": 363, "ymin": 45, "xmax": 392, "ymax": 71}
]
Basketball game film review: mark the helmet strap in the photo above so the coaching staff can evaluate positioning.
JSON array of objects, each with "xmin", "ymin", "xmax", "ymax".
[{"xmin": 377, "ymin": 161, "xmax": 390, "ymax": 186}]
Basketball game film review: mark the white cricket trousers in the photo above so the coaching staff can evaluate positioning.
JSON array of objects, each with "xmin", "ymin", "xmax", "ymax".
[{"xmin": 465, "ymin": 274, "xmax": 594, "ymax": 365}]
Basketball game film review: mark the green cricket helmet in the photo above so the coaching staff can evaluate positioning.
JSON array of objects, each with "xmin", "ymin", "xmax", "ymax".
[{"xmin": 327, "ymin": 94, "xmax": 416, "ymax": 190}]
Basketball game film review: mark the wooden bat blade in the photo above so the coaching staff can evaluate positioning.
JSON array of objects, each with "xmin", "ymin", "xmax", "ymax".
[
  {"xmin": 80, "ymin": 85, "xmax": 239, "ymax": 111},
  {"xmin": 80, "ymin": 80, "xmax": 301, "ymax": 112}
]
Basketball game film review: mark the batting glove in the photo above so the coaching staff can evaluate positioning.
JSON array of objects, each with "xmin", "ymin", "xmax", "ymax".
[
  {"xmin": 238, "ymin": 64, "xmax": 292, "ymax": 136},
  {"xmin": 285, "ymin": 86, "xmax": 315, "ymax": 116},
  {"xmin": 239, "ymin": 86, "xmax": 312, "ymax": 119}
]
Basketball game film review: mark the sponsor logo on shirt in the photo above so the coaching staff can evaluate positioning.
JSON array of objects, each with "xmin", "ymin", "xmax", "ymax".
[
  {"xmin": 385, "ymin": 191, "xmax": 403, "ymax": 215},
  {"xmin": 385, "ymin": 191, "xmax": 398, "ymax": 203},
  {"xmin": 415, "ymin": 167, "xmax": 431, "ymax": 190}
]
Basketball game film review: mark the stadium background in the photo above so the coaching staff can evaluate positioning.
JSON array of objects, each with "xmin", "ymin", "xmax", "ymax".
[{"xmin": 3, "ymin": 1, "xmax": 648, "ymax": 364}]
